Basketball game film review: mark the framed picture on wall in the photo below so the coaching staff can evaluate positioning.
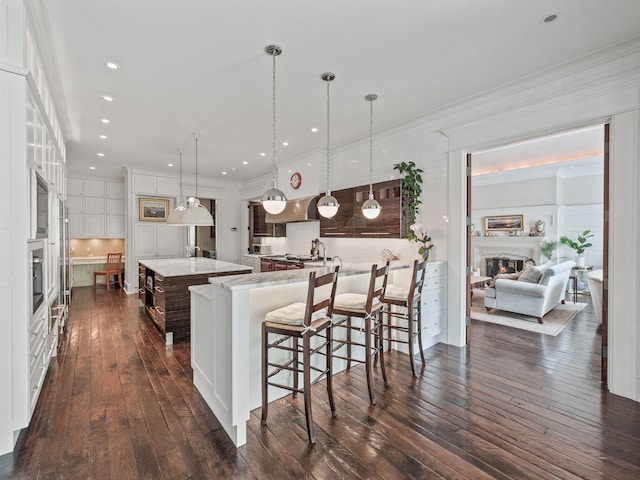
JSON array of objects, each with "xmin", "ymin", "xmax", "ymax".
[
  {"xmin": 484, "ymin": 214, "xmax": 524, "ymax": 231},
  {"xmin": 139, "ymin": 197, "xmax": 170, "ymax": 222}
]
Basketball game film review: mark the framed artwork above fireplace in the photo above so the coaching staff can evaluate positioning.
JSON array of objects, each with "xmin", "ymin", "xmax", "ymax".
[{"xmin": 484, "ymin": 214, "xmax": 524, "ymax": 231}]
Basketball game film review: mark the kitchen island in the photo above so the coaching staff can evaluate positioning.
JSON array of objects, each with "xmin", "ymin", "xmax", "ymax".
[
  {"xmin": 190, "ymin": 262, "xmax": 413, "ymax": 446},
  {"xmin": 139, "ymin": 258, "xmax": 251, "ymax": 343}
]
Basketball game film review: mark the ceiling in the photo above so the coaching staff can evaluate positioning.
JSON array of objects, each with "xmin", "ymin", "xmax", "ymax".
[{"xmin": 43, "ymin": 1, "xmax": 640, "ymax": 181}]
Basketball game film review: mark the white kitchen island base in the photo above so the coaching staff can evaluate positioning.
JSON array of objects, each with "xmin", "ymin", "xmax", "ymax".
[{"xmin": 190, "ymin": 263, "xmax": 416, "ymax": 446}]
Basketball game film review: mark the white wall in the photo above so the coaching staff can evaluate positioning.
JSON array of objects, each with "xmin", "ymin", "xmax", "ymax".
[{"xmin": 473, "ymin": 176, "xmax": 557, "ymax": 210}]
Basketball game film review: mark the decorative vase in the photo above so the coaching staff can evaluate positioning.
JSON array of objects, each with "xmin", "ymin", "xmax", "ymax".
[
  {"xmin": 576, "ymin": 255, "xmax": 585, "ymax": 267},
  {"xmin": 421, "ymin": 250, "xmax": 430, "ymax": 262}
]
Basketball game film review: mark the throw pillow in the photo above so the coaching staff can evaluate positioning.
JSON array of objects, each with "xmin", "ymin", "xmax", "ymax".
[
  {"xmin": 488, "ymin": 271, "xmax": 522, "ymax": 288},
  {"xmin": 518, "ymin": 265, "xmax": 543, "ymax": 283}
]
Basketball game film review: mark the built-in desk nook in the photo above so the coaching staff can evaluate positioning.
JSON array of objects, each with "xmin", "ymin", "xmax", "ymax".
[{"xmin": 138, "ymin": 258, "xmax": 251, "ymax": 343}]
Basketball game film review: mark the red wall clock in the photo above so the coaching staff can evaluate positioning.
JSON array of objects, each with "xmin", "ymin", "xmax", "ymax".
[{"xmin": 290, "ymin": 172, "xmax": 302, "ymax": 189}]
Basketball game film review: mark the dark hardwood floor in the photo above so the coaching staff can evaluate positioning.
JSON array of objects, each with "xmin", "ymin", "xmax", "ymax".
[{"xmin": 1, "ymin": 287, "xmax": 639, "ymax": 479}]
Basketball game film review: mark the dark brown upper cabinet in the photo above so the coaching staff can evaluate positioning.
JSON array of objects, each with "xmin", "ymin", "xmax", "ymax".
[
  {"xmin": 320, "ymin": 179, "xmax": 402, "ymax": 238},
  {"xmin": 250, "ymin": 202, "xmax": 286, "ymax": 238}
]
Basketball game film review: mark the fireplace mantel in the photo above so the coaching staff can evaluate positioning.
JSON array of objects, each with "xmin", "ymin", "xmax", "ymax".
[{"xmin": 471, "ymin": 236, "xmax": 544, "ymax": 275}]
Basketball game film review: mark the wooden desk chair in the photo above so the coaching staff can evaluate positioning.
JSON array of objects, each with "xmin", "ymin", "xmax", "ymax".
[
  {"xmin": 382, "ymin": 260, "xmax": 426, "ymax": 377},
  {"xmin": 332, "ymin": 262, "xmax": 389, "ymax": 405},
  {"xmin": 93, "ymin": 253, "xmax": 123, "ymax": 290},
  {"xmin": 261, "ymin": 266, "xmax": 340, "ymax": 444}
]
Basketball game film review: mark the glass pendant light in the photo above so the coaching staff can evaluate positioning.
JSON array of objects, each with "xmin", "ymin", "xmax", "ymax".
[
  {"xmin": 361, "ymin": 94, "xmax": 382, "ymax": 219},
  {"xmin": 317, "ymin": 72, "xmax": 340, "ymax": 219},
  {"xmin": 167, "ymin": 147, "xmax": 186, "ymax": 225},
  {"xmin": 261, "ymin": 44, "xmax": 287, "ymax": 214},
  {"xmin": 181, "ymin": 132, "xmax": 214, "ymax": 226}
]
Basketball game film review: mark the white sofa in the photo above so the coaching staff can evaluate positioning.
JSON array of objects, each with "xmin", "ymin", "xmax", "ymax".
[
  {"xmin": 484, "ymin": 261, "xmax": 576, "ymax": 323},
  {"xmin": 586, "ymin": 269, "xmax": 603, "ymax": 324}
]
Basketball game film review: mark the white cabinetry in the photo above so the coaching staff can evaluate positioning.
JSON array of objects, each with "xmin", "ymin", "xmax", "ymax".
[
  {"xmin": 134, "ymin": 173, "xmax": 178, "ymax": 196},
  {"xmin": 421, "ymin": 262, "xmax": 446, "ymax": 339},
  {"xmin": 241, "ymin": 255, "xmax": 261, "ymax": 273},
  {"xmin": 134, "ymin": 223, "xmax": 181, "ymax": 258},
  {"xmin": 67, "ymin": 177, "xmax": 125, "ymax": 238}
]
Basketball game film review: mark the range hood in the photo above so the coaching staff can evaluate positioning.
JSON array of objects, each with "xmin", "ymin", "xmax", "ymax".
[{"xmin": 265, "ymin": 195, "xmax": 320, "ymax": 223}]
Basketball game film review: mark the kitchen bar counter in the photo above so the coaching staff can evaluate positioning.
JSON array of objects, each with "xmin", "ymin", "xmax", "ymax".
[{"xmin": 190, "ymin": 261, "xmax": 412, "ymax": 446}]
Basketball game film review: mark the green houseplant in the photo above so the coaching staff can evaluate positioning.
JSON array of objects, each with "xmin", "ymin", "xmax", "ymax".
[
  {"xmin": 540, "ymin": 240, "xmax": 559, "ymax": 261},
  {"xmin": 560, "ymin": 230, "xmax": 593, "ymax": 266},
  {"xmin": 393, "ymin": 161, "xmax": 423, "ymax": 237}
]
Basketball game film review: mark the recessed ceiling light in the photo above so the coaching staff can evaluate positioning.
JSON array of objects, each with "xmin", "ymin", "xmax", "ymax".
[
  {"xmin": 282, "ymin": 142, "xmax": 289, "ymax": 146},
  {"xmin": 307, "ymin": 163, "xmax": 312, "ymax": 167},
  {"xmin": 99, "ymin": 135, "xmax": 107, "ymax": 139},
  {"xmin": 102, "ymin": 95, "xmax": 113, "ymax": 102},
  {"xmin": 222, "ymin": 171, "xmax": 227, "ymax": 175},
  {"xmin": 231, "ymin": 167, "xmax": 237, "ymax": 172},
  {"xmin": 311, "ymin": 128, "xmax": 318, "ymax": 133},
  {"xmin": 542, "ymin": 13, "xmax": 559, "ymax": 24},
  {"xmin": 260, "ymin": 152, "xmax": 266, "ymax": 157},
  {"xmin": 242, "ymin": 161, "xmax": 248, "ymax": 165},
  {"xmin": 168, "ymin": 163, "xmax": 174, "ymax": 167},
  {"xmin": 101, "ymin": 118, "xmax": 110, "ymax": 124},
  {"xmin": 97, "ymin": 153, "xmax": 105, "ymax": 157},
  {"xmin": 89, "ymin": 166, "xmax": 96, "ymax": 170},
  {"xmin": 105, "ymin": 62, "xmax": 120, "ymax": 70}
]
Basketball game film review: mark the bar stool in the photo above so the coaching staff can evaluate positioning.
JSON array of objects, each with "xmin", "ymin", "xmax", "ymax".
[
  {"xmin": 382, "ymin": 260, "xmax": 426, "ymax": 377},
  {"xmin": 332, "ymin": 263, "xmax": 389, "ymax": 405},
  {"xmin": 261, "ymin": 267, "xmax": 340, "ymax": 444}
]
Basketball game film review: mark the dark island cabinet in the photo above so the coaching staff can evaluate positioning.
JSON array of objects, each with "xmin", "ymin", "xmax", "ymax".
[{"xmin": 320, "ymin": 179, "xmax": 403, "ymax": 238}]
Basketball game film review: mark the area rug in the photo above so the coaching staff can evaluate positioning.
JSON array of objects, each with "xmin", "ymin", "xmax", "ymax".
[{"xmin": 471, "ymin": 289, "xmax": 587, "ymax": 336}]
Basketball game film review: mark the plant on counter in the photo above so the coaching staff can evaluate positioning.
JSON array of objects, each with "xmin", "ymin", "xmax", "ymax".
[
  {"xmin": 393, "ymin": 161, "xmax": 423, "ymax": 237},
  {"xmin": 409, "ymin": 222, "xmax": 434, "ymax": 261},
  {"xmin": 540, "ymin": 240, "xmax": 559, "ymax": 261}
]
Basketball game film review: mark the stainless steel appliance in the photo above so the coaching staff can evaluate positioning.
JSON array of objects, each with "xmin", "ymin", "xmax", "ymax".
[
  {"xmin": 251, "ymin": 244, "xmax": 272, "ymax": 255},
  {"xmin": 52, "ymin": 201, "xmax": 70, "ymax": 333},
  {"xmin": 31, "ymin": 246, "xmax": 44, "ymax": 314},
  {"xmin": 32, "ymin": 171, "xmax": 49, "ymax": 239}
]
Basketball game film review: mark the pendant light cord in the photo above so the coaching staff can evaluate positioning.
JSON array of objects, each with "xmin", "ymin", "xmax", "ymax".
[
  {"xmin": 272, "ymin": 49, "xmax": 277, "ymax": 185},
  {"xmin": 178, "ymin": 148, "xmax": 183, "ymax": 203},
  {"xmin": 194, "ymin": 134, "xmax": 199, "ymax": 199},
  {"xmin": 326, "ymin": 77, "xmax": 331, "ymax": 195},
  {"xmin": 369, "ymin": 98, "xmax": 373, "ymax": 195}
]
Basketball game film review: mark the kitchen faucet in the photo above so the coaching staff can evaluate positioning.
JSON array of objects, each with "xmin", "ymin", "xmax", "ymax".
[
  {"xmin": 332, "ymin": 255, "xmax": 343, "ymax": 269},
  {"xmin": 318, "ymin": 241, "xmax": 327, "ymax": 266}
]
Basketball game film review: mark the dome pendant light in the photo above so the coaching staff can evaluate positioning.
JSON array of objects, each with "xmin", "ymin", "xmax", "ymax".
[
  {"xmin": 167, "ymin": 147, "xmax": 187, "ymax": 225},
  {"xmin": 261, "ymin": 44, "xmax": 287, "ymax": 215},
  {"xmin": 181, "ymin": 132, "xmax": 214, "ymax": 226},
  {"xmin": 317, "ymin": 72, "xmax": 340, "ymax": 219},
  {"xmin": 361, "ymin": 94, "xmax": 382, "ymax": 220}
]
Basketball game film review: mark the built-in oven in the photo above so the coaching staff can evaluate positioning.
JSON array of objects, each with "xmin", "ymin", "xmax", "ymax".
[
  {"xmin": 30, "ymin": 170, "xmax": 49, "ymax": 240},
  {"xmin": 31, "ymin": 246, "xmax": 44, "ymax": 314}
]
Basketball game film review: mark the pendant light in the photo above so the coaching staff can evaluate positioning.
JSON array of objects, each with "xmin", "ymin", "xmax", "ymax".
[
  {"xmin": 317, "ymin": 72, "xmax": 340, "ymax": 219},
  {"xmin": 361, "ymin": 94, "xmax": 382, "ymax": 219},
  {"xmin": 181, "ymin": 132, "xmax": 214, "ymax": 226},
  {"xmin": 167, "ymin": 147, "xmax": 186, "ymax": 225},
  {"xmin": 261, "ymin": 44, "xmax": 287, "ymax": 215}
]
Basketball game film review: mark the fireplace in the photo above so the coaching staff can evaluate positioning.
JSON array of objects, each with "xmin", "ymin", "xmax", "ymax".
[{"xmin": 486, "ymin": 257, "xmax": 524, "ymax": 277}]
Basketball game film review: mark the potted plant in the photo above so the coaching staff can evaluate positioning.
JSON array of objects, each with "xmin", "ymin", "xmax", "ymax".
[
  {"xmin": 409, "ymin": 222, "xmax": 434, "ymax": 261},
  {"xmin": 393, "ymin": 161, "xmax": 423, "ymax": 237},
  {"xmin": 540, "ymin": 240, "xmax": 558, "ymax": 262},
  {"xmin": 560, "ymin": 230, "xmax": 594, "ymax": 267}
]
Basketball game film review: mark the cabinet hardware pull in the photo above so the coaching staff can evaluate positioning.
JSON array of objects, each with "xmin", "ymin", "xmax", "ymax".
[
  {"xmin": 155, "ymin": 306, "xmax": 165, "ymax": 314},
  {"xmin": 155, "ymin": 286, "xmax": 164, "ymax": 293}
]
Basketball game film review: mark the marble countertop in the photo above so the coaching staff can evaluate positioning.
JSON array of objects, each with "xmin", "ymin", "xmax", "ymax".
[
  {"xmin": 209, "ymin": 261, "xmax": 413, "ymax": 292},
  {"xmin": 71, "ymin": 256, "xmax": 125, "ymax": 265},
  {"xmin": 139, "ymin": 257, "xmax": 251, "ymax": 277}
]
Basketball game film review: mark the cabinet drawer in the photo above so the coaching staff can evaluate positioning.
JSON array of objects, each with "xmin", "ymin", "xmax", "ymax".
[
  {"xmin": 421, "ymin": 287, "xmax": 443, "ymax": 313},
  {"xmin": 30, "ymin": 330, "xmax": 47, "ymax": 377},
  {"xmin": 155, "ymin": 306, "xmax": 166, "ymax": 331},
  {"xmin": 154, "ymin": 286, "xmax": 165, "ymax": 310},
  {"xmin": 423, "ymin": 276, "xmax": 443, "ymax": 290},
  {"xmin": 29, "ymin": 314, "xmax": 46, "ymax": 353},
  {"xmin": 425, "ymin": 263, "xmax": 444, "ymax": 278}
]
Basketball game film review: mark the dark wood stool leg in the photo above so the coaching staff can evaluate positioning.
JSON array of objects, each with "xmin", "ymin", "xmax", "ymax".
[
  {"xmin": 292, "ymin": 336, "xmax": 299, "ymax": 397},
  {"xmin": 386, "ymin": 308, "xmax": 392, "ymax": 352},
  {"xmin": 326, "ymin": 326, "xmax": 336, "ymax": 417},
  {"xmin": 261, "ymin": 325, "xmax": 268, "ymax": 425},
  {"xmin": 303, "ymin": 336, "xmax": 315, "ymax": 444},
  {"xmin": 377, "ymin": 312, "xmax": 387, "ymax": 385},
  {"xmin": 346, "ymin": 316, "xmax": 352, "ymax": 370},
  {"xmin": 417, "ymin": 301, "xmax": 425, "ymax": 365},
  {"xmin": 364, "ymin": 317, "xmax": 376, "ymax": 405},
  {"xmin": 407, "ymin": 303, "xmax": 416, "ymax": 377}
]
